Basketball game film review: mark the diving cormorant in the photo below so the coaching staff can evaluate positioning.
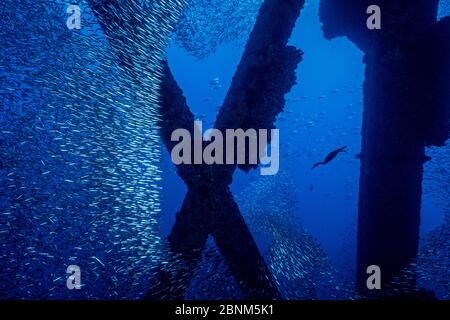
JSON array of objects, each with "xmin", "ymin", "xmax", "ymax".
[{"xmin": 312, "ymin": 146, "xmax": 347, "ymax": 169}]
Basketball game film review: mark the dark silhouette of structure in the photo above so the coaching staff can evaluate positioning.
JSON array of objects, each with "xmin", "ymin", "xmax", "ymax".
[
  {"xmin": 89, "ymin": 0, "xmax": 305, "ymax": 299},
  {"xmin": 320, "ymin": 0, "xmax": 450, "ymax": 298}
]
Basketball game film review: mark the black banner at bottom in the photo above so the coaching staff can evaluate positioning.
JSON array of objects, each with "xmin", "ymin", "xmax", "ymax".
[{"xmin": 1, "ymin": 300, "xmax": 447, "ymax": 319}]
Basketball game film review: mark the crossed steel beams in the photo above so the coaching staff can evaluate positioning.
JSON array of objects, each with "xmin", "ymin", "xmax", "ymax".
[{"xmin": 89, "ymin": 0, "xmax": 305, "ymax": 299}]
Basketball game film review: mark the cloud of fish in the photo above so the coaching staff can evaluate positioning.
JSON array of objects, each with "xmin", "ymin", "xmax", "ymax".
[
  {"xmin": 0, "ymin": 0, "xmax": 185, "ymax": 299},
  {"xmin": 174, "ymin": 0, "xmax": 264, "ymax": 58}
]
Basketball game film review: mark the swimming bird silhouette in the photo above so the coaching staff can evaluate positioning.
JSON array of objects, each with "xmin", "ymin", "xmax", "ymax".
[{"xmin": 312, "ymin": 146, "xmax": 347, "ymax": 169}]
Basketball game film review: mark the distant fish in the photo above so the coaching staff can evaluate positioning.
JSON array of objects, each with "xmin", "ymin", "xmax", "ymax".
[{"xmin": 312, "ymin": 146, "xmax": 347, "ymax": 169}]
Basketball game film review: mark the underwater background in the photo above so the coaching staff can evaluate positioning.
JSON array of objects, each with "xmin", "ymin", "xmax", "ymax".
[{"xmin": 0, "ymin": 0, "xmax": 449, "ymax": 299}]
